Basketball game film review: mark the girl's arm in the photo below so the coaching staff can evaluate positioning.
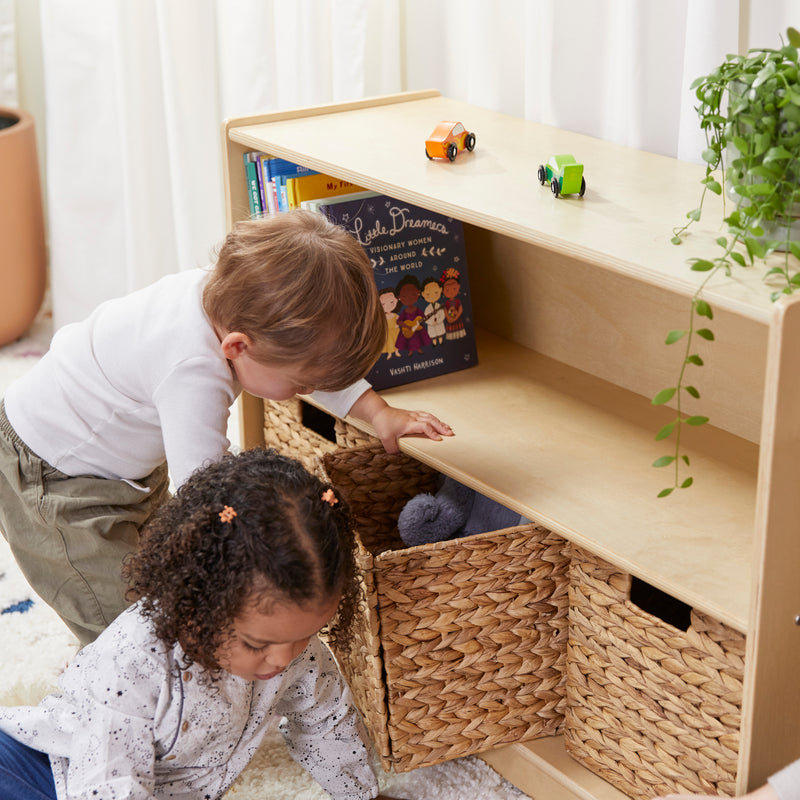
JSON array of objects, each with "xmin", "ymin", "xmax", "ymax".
[{"xmin": 349, "ymin": 388, "xmax": 453, "ymax": 454}]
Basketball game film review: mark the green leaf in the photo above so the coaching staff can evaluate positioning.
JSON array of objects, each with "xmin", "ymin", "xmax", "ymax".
[
  {"xmin": 695, "ymin": 299, "xmax": 713, "ymax": 318},
  {"xmin": 730, "ymin": 251, "xmax": 746, "ymax": 266},
  {"xmin": 655, "ymin": 421, "xmax": 676, "ymax": 441},
  {"xmin": 652, "ymin": 387, "xmax": 677, "ymax": 405},
  {"xmin": 687, "ymin": 208, "xmax": 702, "ymax": 222},
  {"xmin": 690, "ymin": 259, "xmax": 715, "ymax": 272},
  {"xmin": 787, "ymin": 26, "xmax": 800, "ymax": 47},
  {"xmin": 665, "ymin": 329, "xmax": 687, "ymax": 344},
  {"xmin": 652, "ymin": 455, "xmax": 676, "ymax": 468},
  {"xmin": 742, "ymin": 183, "xmax": 776, "ymax": 197},
  {"xmin": 680, "ymin": 477, "xmax": 694, "ymax": 489},
  {"xmin": 701, "ymin": 148, "xmax": 718, "ymax": 164},
  {"xmin": 671, "ymin": 235, "xmax": 683, "ymax": 245},
  {"xmin": 764, "ymin": 145, "xmax": 793, "ymax": 162},
  {"xmin": 684, "ymin": 385, "xmax": 700, "ymax": 398},
  {"xmin": 686, "ymin": 354, "xmax": 704, "ymax": 366},
  {"xmin": 696, "ymin": 328, "xmax": 715, "ymax": 341},
  {"xmin": 686, "ymin": 415, "xmax": 709, "ymax": 426},
  {"xmin": 681, "ymin": 454, "xmax": 691, "ymax": 466},
  {"xmin": 657, "ymin": 487, "xmax": 675, "ymax": 498},
  {"xmin": 732, "ymin": 136, "xmax": 750, "ymax": 154}
]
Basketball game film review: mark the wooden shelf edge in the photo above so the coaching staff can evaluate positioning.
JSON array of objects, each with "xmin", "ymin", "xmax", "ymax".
[
  {"xmin": 223, "ymin": 88, "xmax": 441, "ymax": 138},
  {"xmin": 479, "ymin": 737, "xmax": 629, "ymax": 800}
]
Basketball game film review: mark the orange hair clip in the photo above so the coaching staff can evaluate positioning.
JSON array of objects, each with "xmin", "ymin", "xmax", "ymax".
[
  {"xmin": 219, "ymin": 505, "xmax": 237, "ymax": 523},
  {"xmin": 321, "ymin": 489, "xmax": 338, "ymax": 507}
]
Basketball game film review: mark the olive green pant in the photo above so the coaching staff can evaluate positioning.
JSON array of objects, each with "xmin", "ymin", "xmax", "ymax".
[{"xmin": 0, "ymin": 402, "xmax": 169, "ymax": 647}]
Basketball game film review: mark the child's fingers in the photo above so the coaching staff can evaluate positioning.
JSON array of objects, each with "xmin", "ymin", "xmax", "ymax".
[{"xmin": 404, "ymin": 410, "xmax": 454, "ymax": 437}]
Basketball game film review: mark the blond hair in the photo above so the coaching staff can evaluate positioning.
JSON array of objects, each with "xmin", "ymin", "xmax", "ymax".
[{"xmin": 204, "ymin": 210, "xmax": 385, "ymax": 391}]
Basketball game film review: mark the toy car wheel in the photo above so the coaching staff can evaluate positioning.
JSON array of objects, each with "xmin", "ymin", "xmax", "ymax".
[
  {"xmin": 425, "ymin": 147, "xmax": 433, "ymax": 160},
  {"xmin": 537, "ymin": 165, "xmax": 546, "ymax": 185},
  {"xmin": 579, "ymin": 177, "xmax": 586, "ymax": 197},
  {"xmin": 465, "ymin": 133, "xmax": 476, "ymax": 151},
  {"xmin": 446, "ymin": 143, "xmax": 458, "ymax": 161},
  {"xmin": 551, "ymin": 177, "xmax": 560, "ymax": 198}
]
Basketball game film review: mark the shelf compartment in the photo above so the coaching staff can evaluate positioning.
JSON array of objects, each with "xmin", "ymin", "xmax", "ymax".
[
  {"xmin": 319, "ymin": 327, "xmax": 757, "ymax": 634},
  {"xmin": 226, "ymin": 91, "xmax": 778, "ymax": 322}
]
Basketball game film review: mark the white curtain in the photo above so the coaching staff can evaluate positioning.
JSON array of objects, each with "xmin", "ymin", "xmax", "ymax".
[{"xmin": 16, "ymin": 0, "xmax": 800, "ymax": 327}]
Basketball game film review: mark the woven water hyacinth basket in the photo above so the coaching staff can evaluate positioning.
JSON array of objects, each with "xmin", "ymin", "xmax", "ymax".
[
  {"xmin": 318, "ymin": 443, "xmax": 570, "ymax": 772},
  {"xmin": 262, "ymin": 397, "xmax": 376, "ymax": 470},
  {"xmin": 565, "ymin": 545, "xmax": 745, "ymax": 799}
]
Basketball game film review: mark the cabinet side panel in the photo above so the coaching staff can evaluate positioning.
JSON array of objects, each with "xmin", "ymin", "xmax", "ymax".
[
  {"xmin": 739, "ymin": 295, "xmax": 800, "ymax": 790},
  {"xmin": 464, "ymin": 225, "xmax": 766, "ymax": 444}
]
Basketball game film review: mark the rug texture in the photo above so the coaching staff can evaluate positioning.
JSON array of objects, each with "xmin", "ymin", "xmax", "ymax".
[{"xmin": 0, "ymin": 305, "xmax": 530, "ymax": 800}]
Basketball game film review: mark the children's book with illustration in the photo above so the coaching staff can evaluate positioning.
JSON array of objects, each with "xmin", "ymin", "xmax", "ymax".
[{"xmin": 317, "ymin": 194, "xmax": 478, "ymax": 391}]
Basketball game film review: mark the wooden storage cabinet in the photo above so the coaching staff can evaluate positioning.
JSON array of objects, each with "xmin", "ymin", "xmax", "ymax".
[{"xmin": 222, "ymin": 91, "xmax": 800, "ymax": 798}]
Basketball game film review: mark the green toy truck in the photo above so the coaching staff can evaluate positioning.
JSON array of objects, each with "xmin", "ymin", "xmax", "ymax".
[{"xmin": 538, "ymin": 154, "xmax": 586, "ymax": 198}]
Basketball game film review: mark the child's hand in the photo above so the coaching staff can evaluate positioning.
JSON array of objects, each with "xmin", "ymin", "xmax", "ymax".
[
  {"xmin": 350, "ymin": 390, "xmax": 453, "ymax": 454},
  {"xmin": 371, "ymin": 405, "xmax": 453, "ymax": 453}
]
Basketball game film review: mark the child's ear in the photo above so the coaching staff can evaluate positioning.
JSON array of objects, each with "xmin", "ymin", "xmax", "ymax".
[{"xmin": 220, "ymin": 331, "xmax": 252, "ymax": 360}]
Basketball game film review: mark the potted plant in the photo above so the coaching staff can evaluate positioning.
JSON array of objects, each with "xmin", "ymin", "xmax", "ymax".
[{"xmin": 653, "ymin": 27, "xmax": 800, "ymax": 497}]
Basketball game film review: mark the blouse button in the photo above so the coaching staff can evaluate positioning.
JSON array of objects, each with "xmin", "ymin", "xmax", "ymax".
[
  {"xmin": 165, "ymin": 755, "xmax": 177, "ymax": 761},
  {"xmin": 183, "ymin": 672, "xmax": 192, "ymax": 682},
  {"xmin": 182, "ymin": 720, "xmax": 189, "ymax": 732}
]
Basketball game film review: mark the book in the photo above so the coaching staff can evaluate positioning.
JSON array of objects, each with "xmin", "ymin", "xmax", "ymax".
[
  {"xmin": 243, "ymin": 152, "xmax": 263, "ymax": 218},
  {"xmin": 260, "ymin": 157, "xmax": 318, "ymax": 213},
  {"xmin": 301, "ymin": 189, "xmax": 379, "ymax": 213},
  {"xmin": 317, "ymin": 194, "xmax": 478, "ymax": 391},
  {"xmin": 285, "ymin": 172, "xmax": 366, "ymax": 209}
]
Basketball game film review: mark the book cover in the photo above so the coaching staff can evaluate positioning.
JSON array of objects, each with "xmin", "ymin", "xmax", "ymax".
[
  {"xmin": 285, "ymin": 173, "xmax": 366, "ymax": 208},
  {"xmin": 318, "ymin": 194, "xmax": 478, "ymax": 391}
]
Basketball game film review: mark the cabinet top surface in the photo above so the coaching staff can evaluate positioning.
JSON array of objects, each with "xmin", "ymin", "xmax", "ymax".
[{"xmin": 227, "ymin": 91, "xmax": 779, "ymax": 322}]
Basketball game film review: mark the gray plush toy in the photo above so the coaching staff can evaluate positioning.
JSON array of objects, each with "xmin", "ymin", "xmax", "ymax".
[{"xmin": 397, "ymin": 475, "xmax": 529, "ymax": 548}]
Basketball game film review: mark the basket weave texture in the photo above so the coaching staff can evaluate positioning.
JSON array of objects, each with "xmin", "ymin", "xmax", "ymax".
[
  {"xmin": 565, "ymin": 546, "xmax": 745, "ymax": 799},
  {"xmin": 318, "ymin": 443, "xmax": 569, "ymax": 772},
  {"xmin": 262, "ymin": 398, "xmax": 377, "ymax": 470}
]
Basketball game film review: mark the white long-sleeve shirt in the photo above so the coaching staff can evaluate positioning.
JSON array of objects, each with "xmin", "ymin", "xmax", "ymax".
[
  {"xmin": 770, "ymin": 758, "xmax": 800, "ymax": 800},
  {"xmin": 4, "ymin": 268, "xmax": 368, "ymax": 488},
  {"xmin": 0, "ymin": 605, "xmax": 378, "ymax": 800}
]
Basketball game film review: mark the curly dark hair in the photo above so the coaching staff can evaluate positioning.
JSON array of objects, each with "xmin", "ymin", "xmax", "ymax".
[{"xmin": 122, "ymin": 448, "xmax": 359, "ymax": 672}]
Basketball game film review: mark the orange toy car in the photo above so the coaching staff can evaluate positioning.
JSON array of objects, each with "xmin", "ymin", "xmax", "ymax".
[{"xmin": 425, "ymin": 121, "xmax": 476, "ymax": 161}]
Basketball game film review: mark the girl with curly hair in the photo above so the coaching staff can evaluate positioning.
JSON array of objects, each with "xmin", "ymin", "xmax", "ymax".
[{"xmin": 0, "ymin": 448, "xmax": 404, "ymax": 800}]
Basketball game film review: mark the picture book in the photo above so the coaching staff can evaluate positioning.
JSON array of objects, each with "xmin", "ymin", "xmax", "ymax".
[
  {"xmin": 300, "ymin": 189, "xmax": 379, "ymax": 213},
  {"xmin": 259, "ymin": 157, "xmax": 318, "ymax": 213},
  {"xmin": 317, "ymin": 194, "xmax": 478, "ymax": 391},
  {"xmin": 243, "ymin": 151, "xmax": 264, "ymax": 218},
  {"xmin": 285, "ymin": 172, "xmax": 366, "ymax": 209}
]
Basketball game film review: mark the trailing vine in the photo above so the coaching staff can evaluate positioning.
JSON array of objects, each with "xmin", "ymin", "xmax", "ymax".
[{"xmin": 654, "ymin": 28, "xmax": 800, "ymax": 497}]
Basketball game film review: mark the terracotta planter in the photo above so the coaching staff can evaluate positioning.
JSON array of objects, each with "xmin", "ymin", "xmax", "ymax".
[{"xmin": 0, "ymin": 107, "xmax": 46, "ymax": 346}]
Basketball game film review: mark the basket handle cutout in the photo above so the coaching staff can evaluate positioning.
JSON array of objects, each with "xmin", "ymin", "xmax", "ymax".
[
  {"xmin": 629, "ymin": 576, "xmax": 692, "ymax": 632},
  {"xmin": 300, "ymin": 400, "xmax": 337, "ymax": 443}
]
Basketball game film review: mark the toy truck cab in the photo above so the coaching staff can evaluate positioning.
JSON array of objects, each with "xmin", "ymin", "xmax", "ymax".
[{"xmin": 538, "ymin": 154, "xmax": 586, "ymax": 197}]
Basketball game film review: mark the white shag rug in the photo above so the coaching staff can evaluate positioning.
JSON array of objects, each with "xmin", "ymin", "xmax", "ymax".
[{"xmin": 0, "ymin": 304, "xmax": 531, "ymax": 800}]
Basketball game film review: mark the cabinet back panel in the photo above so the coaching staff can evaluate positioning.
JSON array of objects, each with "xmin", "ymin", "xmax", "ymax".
[{"xmin": 464, "ymin": 224, "xmax": 766, "ymax": 444}]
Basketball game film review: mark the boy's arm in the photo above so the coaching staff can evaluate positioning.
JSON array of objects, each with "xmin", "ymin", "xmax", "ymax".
[{"xmin": 348, "ymin": 388, "xmax": 453, "ymax": 454}]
